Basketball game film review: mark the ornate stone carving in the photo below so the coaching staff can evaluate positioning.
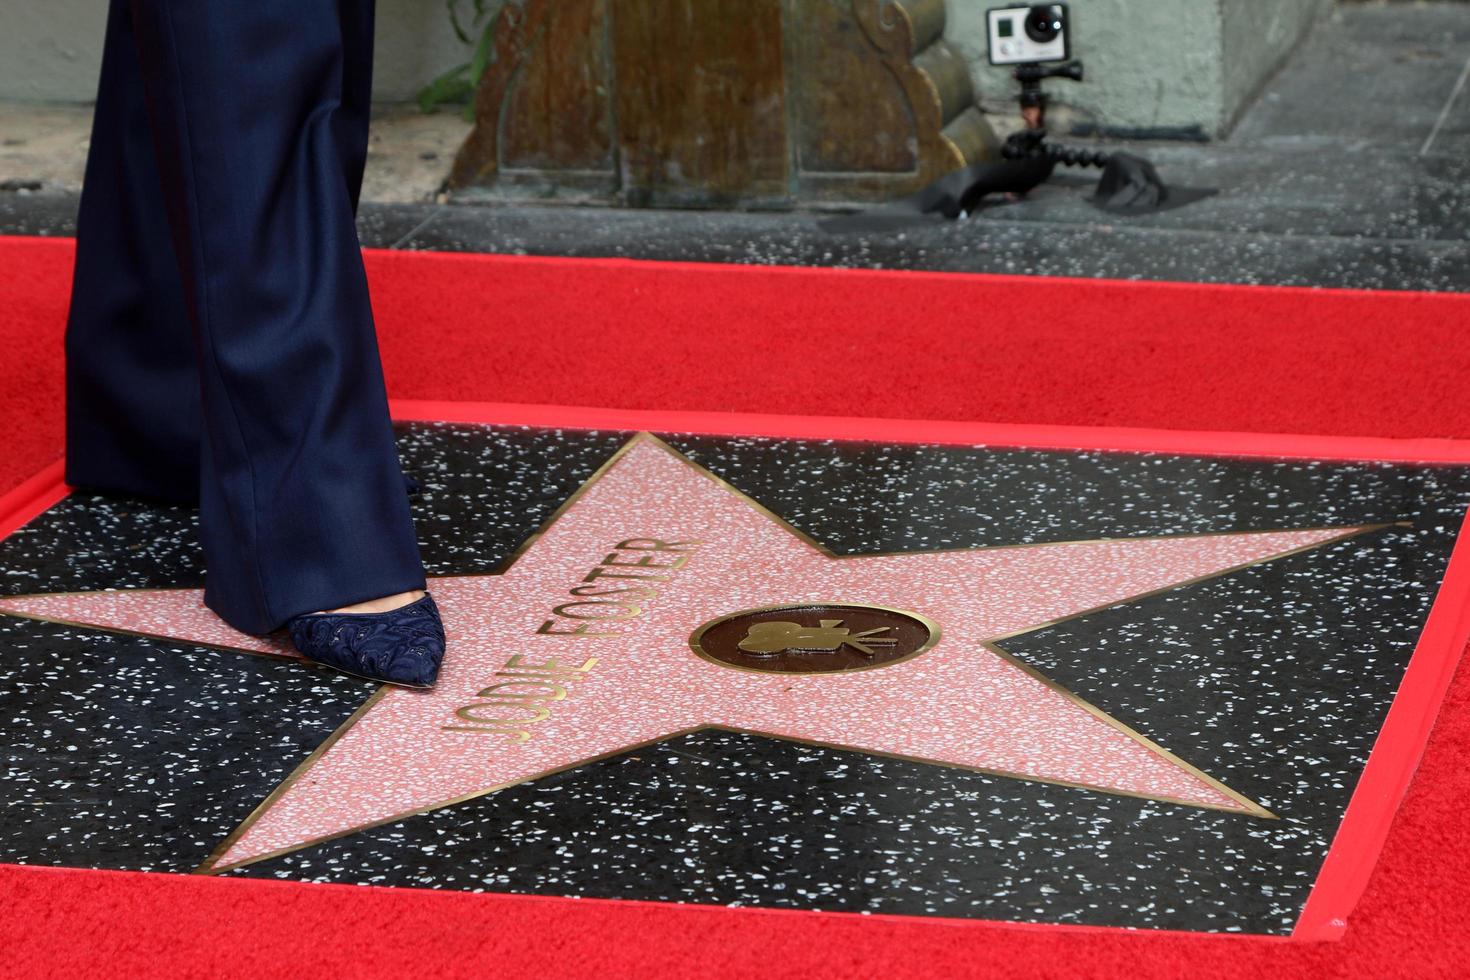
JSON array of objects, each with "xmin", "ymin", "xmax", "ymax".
[{"xmin": 447, "ymin": 0, "xmax": 998, "ymax": 206}]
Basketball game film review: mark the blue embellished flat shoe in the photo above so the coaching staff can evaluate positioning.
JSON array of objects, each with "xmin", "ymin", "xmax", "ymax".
[{"xmin": 287, "ymin": 593, "xmax": 447, "ymax": 688}]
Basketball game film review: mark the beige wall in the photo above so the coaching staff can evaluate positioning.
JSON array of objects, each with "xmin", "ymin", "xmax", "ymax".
[{"xmin": 948, "ymin": 0, "xmax": 1330, "ymax": 137}]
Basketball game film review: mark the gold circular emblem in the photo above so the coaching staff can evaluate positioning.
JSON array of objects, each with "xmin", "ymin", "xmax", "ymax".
[{"xmin": 689, "ymin": 602, "xmax": 940, "ymax": 675}]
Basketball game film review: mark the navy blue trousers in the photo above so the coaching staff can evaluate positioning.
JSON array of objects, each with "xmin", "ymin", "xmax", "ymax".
[{"xmin": 65, "ymin": 0, "xmax": 426, "ymax": 635}]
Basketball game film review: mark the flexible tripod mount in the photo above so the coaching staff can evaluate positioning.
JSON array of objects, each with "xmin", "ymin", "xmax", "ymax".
[
  {"xmin": 1002, "ymin": 59, "xmax": 1110, "ymax": 169},
  {"xmin": 1015, "ymin": 59, "xmax": 1084, "ymax": 114}
]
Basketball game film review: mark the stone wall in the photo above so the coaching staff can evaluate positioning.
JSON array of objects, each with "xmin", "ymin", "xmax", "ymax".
[{"xmin": 1218, "ymin": 0, "xmax": 1335, "ymax": 133}]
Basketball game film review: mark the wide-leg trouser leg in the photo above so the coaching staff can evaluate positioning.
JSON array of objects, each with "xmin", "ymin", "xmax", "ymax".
[
  {"xmin": 64, "ymin": 0, "xmax": 200, "ymax": 504},
  {"xmin": 64, "ymin": 0, "xmax": 426, "ymax": 635}
]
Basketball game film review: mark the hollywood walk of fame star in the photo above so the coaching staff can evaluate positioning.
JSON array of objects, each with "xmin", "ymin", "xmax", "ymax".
[{"xmin": 0, "ymin": 434, "xmax": 1393, "ymax": 874}]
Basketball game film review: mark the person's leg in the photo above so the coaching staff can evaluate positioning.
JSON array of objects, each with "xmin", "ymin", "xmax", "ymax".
[
  {"xmin": 337, "ymin": 0, "xmax": 374, "ymax": 218},
  {"xmin": 65, "ymin": 0, "xmax": 200, "ymax": 504},
  {"xmin": 288, "ymin": 0, "xmax": 429, "ymax": 621},
  {"xmin": 123, "ymin": 0, "xmax": 425, "ymax": 635}
]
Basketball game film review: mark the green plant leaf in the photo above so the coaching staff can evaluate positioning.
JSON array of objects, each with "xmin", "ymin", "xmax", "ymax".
[
  {"xmin": 425, "ymin": 0, "xmax": 506, "ymax": 116},
  {"xmin": 417, "ymin": 62, "xmax": 475, "ymax": 114},
  {"xmin": 469, "ymin": 18, "xmax": 497, "ymax": 85}
]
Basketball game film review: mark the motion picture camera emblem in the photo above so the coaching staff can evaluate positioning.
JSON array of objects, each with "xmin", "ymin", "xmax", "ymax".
[{"xmin": 690, "ymin": 603, "xmax": 940, "ymax": 675}]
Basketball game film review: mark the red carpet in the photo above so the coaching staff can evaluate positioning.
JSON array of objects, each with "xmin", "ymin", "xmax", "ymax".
[{"xmin": 3, "ymin": 232, "xmax": 1470, "ymax": 977}]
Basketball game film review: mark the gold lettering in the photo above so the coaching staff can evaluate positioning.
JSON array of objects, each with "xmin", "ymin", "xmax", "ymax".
[
  {"xmin": 455, "ymin": 703, "xmax": 552, "ymax": 725},
  {"xmin": 537, "ymin": 619, "xmax": 623, "ymax": 637},
  {"xmin": 581, "ymin": 566, "xmax": 669, "ymax": 583},
  {"xmin": 602, "ymin": 552, "xmax": 690, "ymax": 570},
  {"xmin": 615, "ymin": 538, "xmax": 702, "ymax": 552},
  {"xmin": 496, "ymin": 537, "xmax": 696, "ymax": 741},
  {"xmin": 569, "ymin": 583, "xmax": 660, "ymax": 599},
  {"xmin": 503, "ymin": 654, "xmax": 599, "ymax": 674},
  {"xmin": 476, "ymin": 680, "xmax": 569, "ymax": 701},
  {"xmin": 441, "ymin": 725, "xmax": 531, "ymax": 743},
  {"xmin": 551, "ymin": 601, "xmax": 643, "ymax": 620}
]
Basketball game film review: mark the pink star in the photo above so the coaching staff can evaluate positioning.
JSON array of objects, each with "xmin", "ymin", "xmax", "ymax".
[{"xmin": 0, "ymin": 436, "xmax": 1383, "ymax": 873}]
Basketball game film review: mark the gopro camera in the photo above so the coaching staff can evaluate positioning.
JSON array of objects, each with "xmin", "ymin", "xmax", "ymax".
[{"xmin": 987, "ymin": 4, "xmax": 1070, "ymax": 65}]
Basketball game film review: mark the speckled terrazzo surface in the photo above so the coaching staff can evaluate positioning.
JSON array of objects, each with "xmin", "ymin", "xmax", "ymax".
[{"xmin": 2, "ymin": 423, "xmax": 1469, "ymax": 934}]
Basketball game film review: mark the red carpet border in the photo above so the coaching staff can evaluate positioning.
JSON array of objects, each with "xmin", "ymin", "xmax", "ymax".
[{"xmin": 2, "ymin": 234, "xmax": 1470, "ymax": 978}]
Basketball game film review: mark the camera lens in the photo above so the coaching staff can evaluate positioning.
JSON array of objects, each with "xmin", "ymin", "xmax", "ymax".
[{"xmin": 1024, "ymin": 5, "xmax": 1064, "ymax": 44}]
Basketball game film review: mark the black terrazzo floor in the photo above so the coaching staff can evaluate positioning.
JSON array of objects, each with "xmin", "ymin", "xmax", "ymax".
[{"xmin": 2, "ymin": 423, "xmax": 1468, "ymax": 934}]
